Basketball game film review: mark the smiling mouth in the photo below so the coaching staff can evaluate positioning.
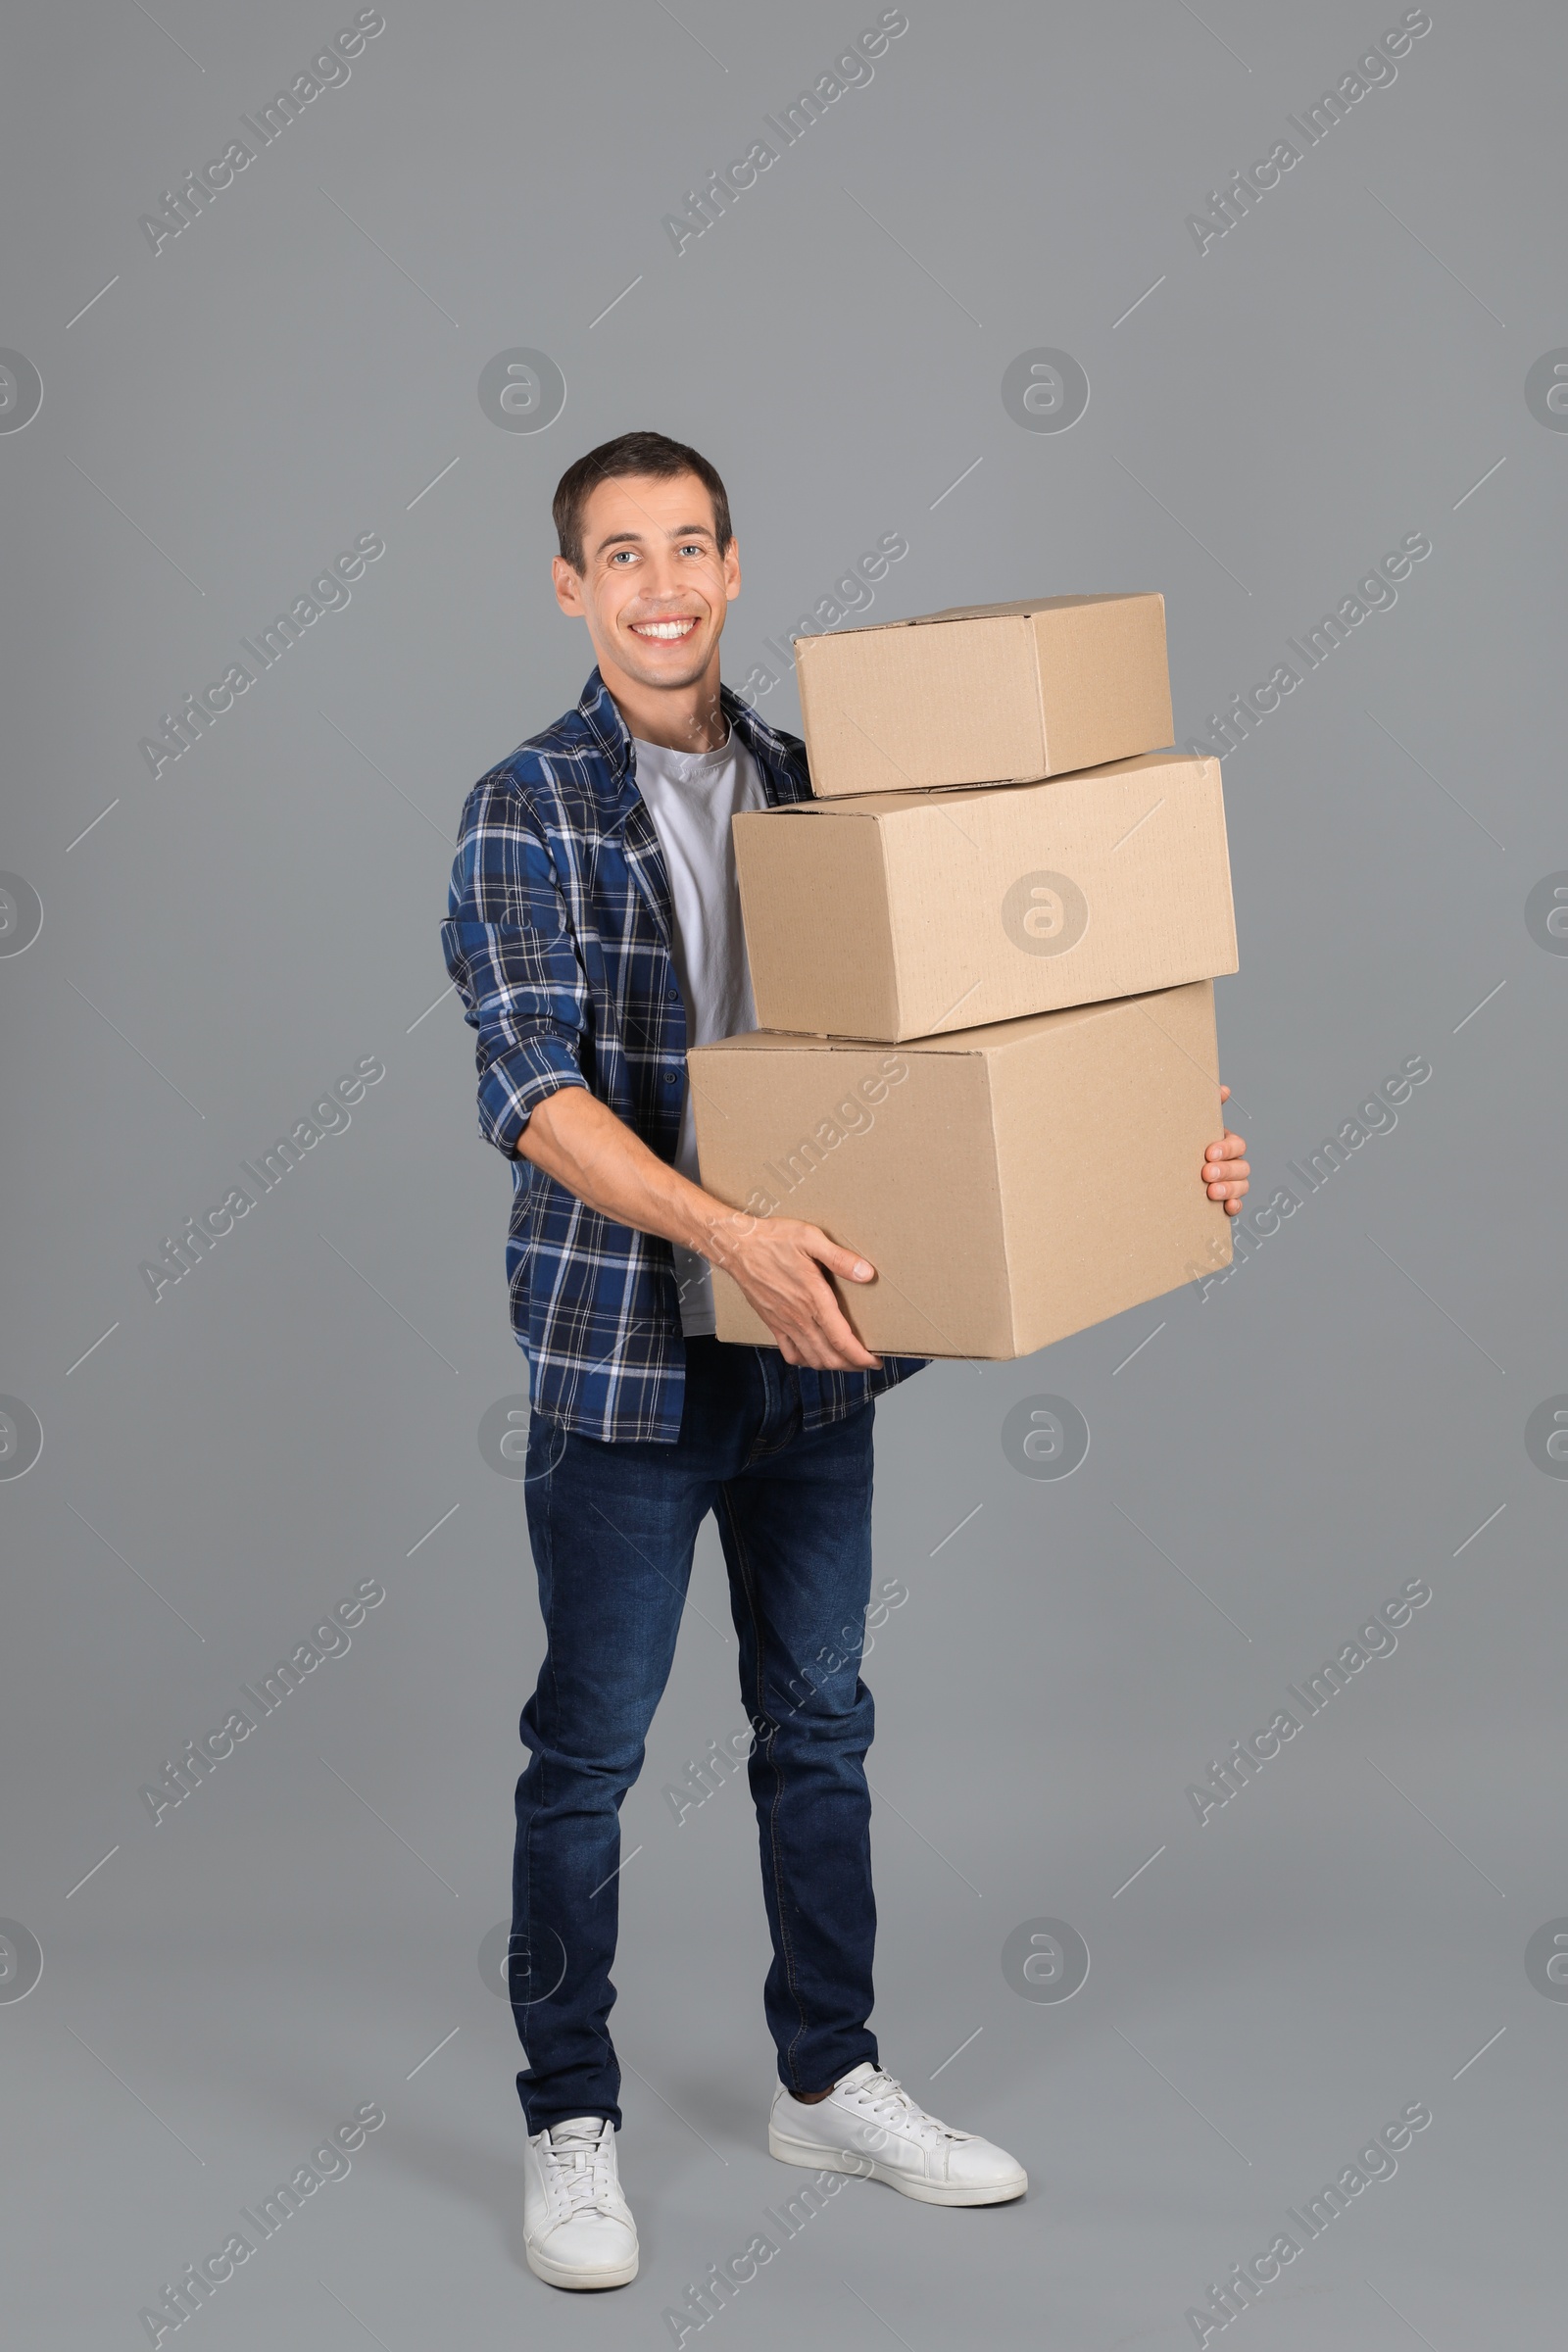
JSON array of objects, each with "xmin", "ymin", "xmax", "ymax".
[{"xmin": 628, "ymin": 616, "xmax": 700, "ymax": 642}]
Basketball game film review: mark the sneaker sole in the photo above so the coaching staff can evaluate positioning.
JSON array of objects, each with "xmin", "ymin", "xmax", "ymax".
[
  {"xmin": 525, "ymin": 2240, "xmax": 640, "ymax": 2291},
  {"xmin": 767, "ymin": 2125, "xmax": 1027, "ymax": 2207}
]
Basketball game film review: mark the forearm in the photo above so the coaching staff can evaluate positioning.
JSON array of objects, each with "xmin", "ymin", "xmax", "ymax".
[{"xmin": 516, "ymin": 1085, "xmax": 746, "ymax": 1263}]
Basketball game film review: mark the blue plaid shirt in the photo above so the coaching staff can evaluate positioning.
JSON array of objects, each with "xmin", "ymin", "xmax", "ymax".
[{"xmin": 441, "ymin": 668, "xmax": 927, "ymax": 1443}]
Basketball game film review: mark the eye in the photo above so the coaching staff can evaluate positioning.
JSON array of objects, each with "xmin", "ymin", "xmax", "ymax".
[
  {"xmin": 678, "ymin": 541, "xmax": 707, "ymax": 557},
  {"xmin": 609, "ymin": 549, "xmax": 636, "ymax": 564}
]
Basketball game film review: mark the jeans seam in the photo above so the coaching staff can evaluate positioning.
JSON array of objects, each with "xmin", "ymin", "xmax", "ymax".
[
  {"xmin": 523, "ymin": 1434, "xmax": 561, "ymax": 2106},
  {"xmin": 718, "ymin": 1483, "xmax": 811, "ymax": 2086}
]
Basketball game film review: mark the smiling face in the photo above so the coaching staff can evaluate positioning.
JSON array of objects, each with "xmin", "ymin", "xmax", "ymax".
[{"xmin": 552, "ymin": 469, "xmax": 741, "ymax": 702}]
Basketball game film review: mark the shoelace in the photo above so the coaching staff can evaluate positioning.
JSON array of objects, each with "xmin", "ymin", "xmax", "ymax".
[
  {"xmin": 542, "ymin": 2121, "xmax": 615, "ymax": 2219},
  {"xmin": 846, "ymin": 2070, "xmax": 971, "ymax": 2146}
]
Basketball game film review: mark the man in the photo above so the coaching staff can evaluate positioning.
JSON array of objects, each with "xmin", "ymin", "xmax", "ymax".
[{"xmin": 441, "ymin": 430, "xmax": 1250, "ymax": 2292}]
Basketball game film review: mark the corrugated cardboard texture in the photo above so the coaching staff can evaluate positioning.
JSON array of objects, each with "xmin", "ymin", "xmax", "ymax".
[
  {"xmin": 732, "ymin": 803, "xmax": 903, "ymax": 1042},
  {"xmin": 795, "ymin": 592, "xmax": 1173, "ymax": 796},
  {"xmin": 689, "ymin": 1038, "xmax": 1011, "ymax": 1356},
  {"xmin": 988, "ymin": 979, "xmax": 1228, "ymax": 1355},
  {"xmin": 734, "ymin": 751, "xmax": 1237, "ymax": 1042},
  {"xmin": 690, "ymin": 981, "xmax": 1232, "ymax": 1359},
  {"xmin": 1029, "ymin": 597, "xmax": 1173, "ymax": 777}
]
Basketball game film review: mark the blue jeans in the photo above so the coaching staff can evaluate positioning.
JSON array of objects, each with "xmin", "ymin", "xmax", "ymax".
[{"xmin": 513, "ymin": 1336, "xmax": 880, "ymax": 2133}]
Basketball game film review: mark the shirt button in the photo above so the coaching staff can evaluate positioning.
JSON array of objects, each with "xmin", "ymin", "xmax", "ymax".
[{"xmin": 663, "ymin": 1070, "xmax": 678, "ymax": 1084}]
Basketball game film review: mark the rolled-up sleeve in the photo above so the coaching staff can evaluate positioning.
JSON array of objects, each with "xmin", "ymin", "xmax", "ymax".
[{"xmin": 440, "ymin": 773, "xmax": 590, "ymax": 1157}]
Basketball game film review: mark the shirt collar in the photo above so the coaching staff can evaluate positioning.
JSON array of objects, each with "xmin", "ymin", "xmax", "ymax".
[
  {"xmin": 576, "ymin": 668, "xmax": 635, "ymax": 779},
  {"xmin": 574, "ymin": 668, "xmax": 809, "ymax": 806}
]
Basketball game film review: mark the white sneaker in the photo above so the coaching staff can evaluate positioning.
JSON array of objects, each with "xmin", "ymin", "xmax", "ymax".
[
  {"xmin": 523, "ymin": 2115, "xmax": 639, "ymax": 2290},
  {"xmin": 769, "ymin": 2062, "xmax": 1027, "ymax": 2207}
]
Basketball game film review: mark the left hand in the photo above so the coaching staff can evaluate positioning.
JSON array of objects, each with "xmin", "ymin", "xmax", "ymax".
[{"xmin": 1201, "ymin": 1085, "xmax": 1250, "ymax": 1215}]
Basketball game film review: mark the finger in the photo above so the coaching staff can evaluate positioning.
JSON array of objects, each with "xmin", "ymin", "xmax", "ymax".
[
  {"xmin": 804, "ymin": 1287, "xmax": 882, "ymax": 1370},
  {"xmin": 766, "ymin": 1252, "xmax": 882, "ymax": 1369},
  {"xmin": 1219, "ymin": 1084, "xmax": 1231, "ymax": 1103},
  {"xmin": 792, "ymin": 1321, "xmax": 877, "ymax": 1371},
  {"xmin": 760, "ymin": 1313, "xmax": 802, "ymax": 1364},
  {"xmin": 805, "ymin": 1231, "xmax": 876, "ymax": 1284},
  {"xmin": 809, "ymin": 1339, "xmax": 882, "ymax": 1371},
  {"xmin": 1204, "ymin": 1134, "xmax": 1247, "ymax": 1161},
  {"xmin": 819, "ymin": 1330, "xmax": 883, "ymax": 1371}
]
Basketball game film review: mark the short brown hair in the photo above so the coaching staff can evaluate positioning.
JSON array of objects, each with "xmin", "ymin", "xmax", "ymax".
[{"xmin": 553, "ymin": 431, "xmax": 733, "ymax": 573}]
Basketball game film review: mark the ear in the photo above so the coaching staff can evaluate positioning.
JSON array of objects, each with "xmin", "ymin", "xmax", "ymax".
[
  {"xmin": 552, "ymin": 555, "xmax": 585, "ymax": 615},
  {"xmin": 723, "ymin": 535, "xmax": 742, "ymax": 604}
]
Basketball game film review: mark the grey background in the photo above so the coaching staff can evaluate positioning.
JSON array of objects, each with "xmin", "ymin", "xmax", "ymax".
[{"xmin": 3, "ymin": 1, "xmax": 1563, "ymax": 2344}]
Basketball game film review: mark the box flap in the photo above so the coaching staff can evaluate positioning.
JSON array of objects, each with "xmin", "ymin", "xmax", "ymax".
[{"xmin": 793, "ymin": 592, "xmax": 1156, "ymax": 640}]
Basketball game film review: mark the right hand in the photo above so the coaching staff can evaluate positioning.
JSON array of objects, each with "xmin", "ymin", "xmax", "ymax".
[{"xmin": 711, "ymin": 1213, "xmax": 882, "ymax": 1371}]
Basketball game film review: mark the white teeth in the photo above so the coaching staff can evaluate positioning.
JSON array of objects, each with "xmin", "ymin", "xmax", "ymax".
[{"xmin": 632, "ymin": 619, "xmax": 696, "ymax": 639}]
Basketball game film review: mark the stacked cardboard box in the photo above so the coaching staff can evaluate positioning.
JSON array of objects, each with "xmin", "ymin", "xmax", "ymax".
[{"xmin": 689, "ymin": 594, "xmax": 1238, "ymax": 1358}]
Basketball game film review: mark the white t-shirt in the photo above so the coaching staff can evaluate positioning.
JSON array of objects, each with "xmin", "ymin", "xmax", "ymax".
[{"xmin": 631, "ymin": 723, "xmax": 768, "ymax": 1337}]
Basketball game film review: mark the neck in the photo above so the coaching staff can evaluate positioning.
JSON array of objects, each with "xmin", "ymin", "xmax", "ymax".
[{"xmin": 600, "ymin": 648, "xmax": 729, "ymax": 755}]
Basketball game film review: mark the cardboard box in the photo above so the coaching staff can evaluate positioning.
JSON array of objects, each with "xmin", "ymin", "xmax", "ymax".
[
  {"xmin": 734, "ymin": 751, "xmax": 1236, "ymax": 1044},
  {"xmin": 795, "ymin": 593, "xmax": 1173, "ymax": 797},
  {"xmin": 689, "ymin": 980, "xmax": 1230, "ymax": 1360}
]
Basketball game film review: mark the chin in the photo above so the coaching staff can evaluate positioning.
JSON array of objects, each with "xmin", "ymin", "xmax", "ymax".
[{"xmin": 618, "ymin": 644, "xmax": 711, "ymax": 689}]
